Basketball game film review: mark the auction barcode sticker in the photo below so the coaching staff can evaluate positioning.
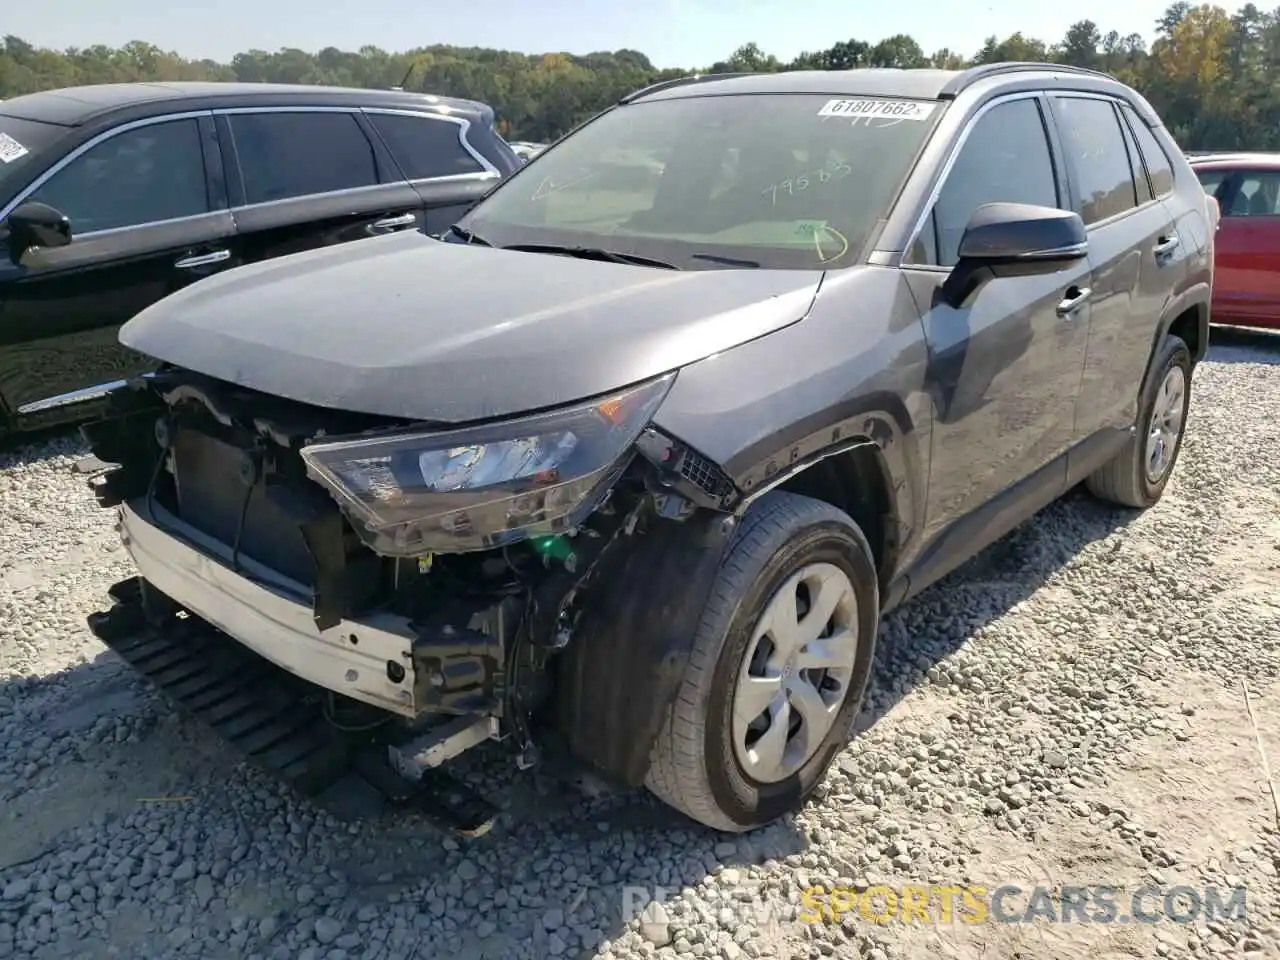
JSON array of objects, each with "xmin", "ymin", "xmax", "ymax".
[
  {"xmin": 0, "ymin": 133, "xmax": 29, "ymax": 164},
  {"xmin": 818, "ymin": 99, "xmax": 935, "ymax": 122}
]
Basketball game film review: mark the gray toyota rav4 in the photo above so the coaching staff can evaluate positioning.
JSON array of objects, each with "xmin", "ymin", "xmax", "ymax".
[{"xmin": 83, "ymin": 62, "xmax": 1212, "ymax": 835}]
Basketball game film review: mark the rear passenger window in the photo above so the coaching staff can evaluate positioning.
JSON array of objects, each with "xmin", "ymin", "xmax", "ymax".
[
  {"xmin": 230, "ymin": 112, "xmax": 379, "ymax": 205},
  {"xmin": 1123, "ymin": 105, "xmax": 1176, "ymax": 197},
  {"xmin": 1053, "ymin": 97, "xmax": 1138, "ymax": 225},
  {"xmin": 1225, "ymin": 172, "xmax": 1280, "ymax": 217},
  {"xmin": 1117, "ymin": 113, "xmax": 1152, "ymax": 204},
  {"xmin": 912, "ymin": 98, "xmax": 1059, "ymax": 268},
  {"xmin": 366, "ymin": 113, "xmax": 484, "ymax": 179}
]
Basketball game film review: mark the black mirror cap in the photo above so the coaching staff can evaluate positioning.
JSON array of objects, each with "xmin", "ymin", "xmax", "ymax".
[
  {"xmin": 6, "ymin": 201, "xmax": 72, "ymax": 261},
  {"xmin": 958, "ymin": 202, "xmax": 1087, "ymax": 265}
]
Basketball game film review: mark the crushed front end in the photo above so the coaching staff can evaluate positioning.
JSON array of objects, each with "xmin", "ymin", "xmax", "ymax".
[{"xmin": 81, "ymin": 366, "xmax": 738, "ymax": 832}]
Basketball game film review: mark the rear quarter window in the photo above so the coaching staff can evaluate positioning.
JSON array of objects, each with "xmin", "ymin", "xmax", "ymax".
[{"xmin": 366, "ymin": 113, "xmax": 484, "ymax": 180}]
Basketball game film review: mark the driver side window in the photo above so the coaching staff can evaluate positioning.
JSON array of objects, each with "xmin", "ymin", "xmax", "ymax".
[
  {"xmin": 26, "ymin": 118, "xmax": 210, "ymax": 235},
  {"xmin": 909, "ymin": 98, "xmax": 1060, "ymax": 267}
]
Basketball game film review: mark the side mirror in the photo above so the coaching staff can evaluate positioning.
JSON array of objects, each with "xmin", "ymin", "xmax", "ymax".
[
  {"xmin": 5, "ymin": 201, "xmax": 72, "ymax": 263},
  {"xmin": 941, "ymin": 202, "xmax": 1087, "ymax": 307}
]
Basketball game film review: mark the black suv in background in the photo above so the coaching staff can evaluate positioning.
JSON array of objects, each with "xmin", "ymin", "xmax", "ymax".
[
  {"xmin": 85, "ymin": 63, "xmax": 1211, "ymax": 835},
  {"xmin": 0, "ymin": 82, "xmax": 520, "ymax": 435}
]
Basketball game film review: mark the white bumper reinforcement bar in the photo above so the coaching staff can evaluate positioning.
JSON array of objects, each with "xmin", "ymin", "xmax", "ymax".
[{"xmin": 119, "ymin": 498, "xmax": 421, "ymax": 717}]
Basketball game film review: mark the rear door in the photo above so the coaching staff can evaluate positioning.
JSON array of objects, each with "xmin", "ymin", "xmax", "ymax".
[
  {"xmin": 0, "ymin": 113, "xmax": 235, "ymax": 418},
  {"xmin": 1203, "ymin": 167, "xmax": 1280, "ymax": 325},
  {"xmin": 218, "ymin": 108, "xmax": 425, "ymax": 264},
  {"xmin": 362, "ymin": 110, "xmax": 504, "ymax": 236},
  {"xmin": 1046, "ymin": 94, "xmax": 1181, "ymax": 441}
]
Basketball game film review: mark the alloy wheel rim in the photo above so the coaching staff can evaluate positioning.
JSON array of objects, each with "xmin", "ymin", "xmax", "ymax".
[
  {"xmin": 731, "ymin": 562, "xmax": 859, "ymax": 784},
  {"xmin": 1145, "ymin": 365, "xmax": 1187, "ymax": 484}
]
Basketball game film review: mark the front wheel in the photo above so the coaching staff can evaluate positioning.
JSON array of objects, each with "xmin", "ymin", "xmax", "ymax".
[{"xmin": 645, "ymin": 491, "xmax": 880, "ymax": 832}]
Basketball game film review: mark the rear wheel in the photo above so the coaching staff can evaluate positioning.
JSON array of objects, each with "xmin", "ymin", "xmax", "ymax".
[
  {"xmin": 1086, "ymin": 334, "xmax": 1192, "ymax": 508},
  {"xmin": 645, "ymin": 491, "xmax": 879, "ymax": 832}
]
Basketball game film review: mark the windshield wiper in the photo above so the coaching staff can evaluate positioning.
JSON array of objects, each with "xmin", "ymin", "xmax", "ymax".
[
  {"xmin": 688, "ymin": 253, "xmax": 760, "ymax": 268},
  {"xmin": 499, "ymin": 243, "xmax": 679, "ymax": 269},
  {"xmin": 447, "ymin": 224, "xmax": 493, "ymax": 246}
]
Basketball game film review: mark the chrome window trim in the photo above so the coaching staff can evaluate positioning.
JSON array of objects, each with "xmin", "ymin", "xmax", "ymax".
[
  {"xmin": 0, "ymin": 110, "xmax": 214, "ymax": 226},
  {"xmin": 0, "ymin": 103, "xmax": 503, "ymax": 236},
  {"xmin": 362, "ymin": 106, "xmax": 501, "ymax": 178},
  {"xmin": 899, "ymin": 91, "xmax": 1044, "ymax": 263}
]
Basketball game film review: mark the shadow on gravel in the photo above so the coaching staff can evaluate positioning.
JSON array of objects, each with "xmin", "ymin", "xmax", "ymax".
[
  {"xmin": 1206, "ymin": 325, "xmax": 1280, "ymax": 364},
  {"xmin": 853, "ymin": 485, "xmax": 1139, "ymax": 735},
  {"xmin": 0, "ymin": 424, "xmax": 85, "ymax": 465}
]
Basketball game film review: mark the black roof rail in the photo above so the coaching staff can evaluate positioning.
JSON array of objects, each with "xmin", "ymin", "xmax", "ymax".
[
  {"xmin": 938, "ymin": 61, "xmax": 1115, "ymax": 99},
  {"xmin": 619, "ymin": 72, "xmax": 756, "ymax": 104}
]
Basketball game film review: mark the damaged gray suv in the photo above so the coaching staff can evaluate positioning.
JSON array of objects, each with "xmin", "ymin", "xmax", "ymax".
[{"xmin": 84, "ymin": 62, "xmax": 1212, "ymax": 835}]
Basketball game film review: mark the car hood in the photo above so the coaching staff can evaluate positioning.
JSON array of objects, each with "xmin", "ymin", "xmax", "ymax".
[{"xmin": 121, "ymin": 231, "xmax": 823, "ymax": 423}]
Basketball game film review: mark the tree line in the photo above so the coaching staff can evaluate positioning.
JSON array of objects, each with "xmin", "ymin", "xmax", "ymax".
[{"xmin": 0, "ymin": 2, "xmax": 1275, "ymax": 149}]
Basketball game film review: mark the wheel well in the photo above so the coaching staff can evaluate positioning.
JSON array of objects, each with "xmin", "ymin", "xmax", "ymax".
[
  {"xmin": 773, "ymin": 444, "xmax": 897, "ymax": 592},
  {"xmin": 1168, "ymin": 303, "xmax": 1207, "ymax": 365}
]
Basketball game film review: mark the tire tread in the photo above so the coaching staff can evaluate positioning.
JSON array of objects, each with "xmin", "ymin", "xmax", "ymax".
[{"xmin": 645, "ymin": 491, "xmax": 874, "ymax": 832}]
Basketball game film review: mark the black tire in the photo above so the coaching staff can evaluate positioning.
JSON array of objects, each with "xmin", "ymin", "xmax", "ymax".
[
  {"xmin": 1086, "ymin": 334, "xmax": 1192, "ymax": 509},
  {"xmin": 645, "ymin": 491, "xmax": 880, "ymax": 832}
]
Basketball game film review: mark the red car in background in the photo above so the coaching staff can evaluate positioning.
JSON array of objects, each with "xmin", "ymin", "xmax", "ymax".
[{"xmin": 1189, "ymin": 152, "xmax": 1280, "ymax": 329}]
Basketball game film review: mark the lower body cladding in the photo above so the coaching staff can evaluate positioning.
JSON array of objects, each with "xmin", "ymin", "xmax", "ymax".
[{"xmin": 82, "ymin": 369, "xmax": 881, "ymax": 835}]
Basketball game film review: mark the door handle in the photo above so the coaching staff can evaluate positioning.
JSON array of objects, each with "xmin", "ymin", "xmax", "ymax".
[
  {"xmin": 370, "ymin": 213, "xmax": 418, "ymax": 230},
  {"xmin": 174, "ymin": 250, "xmax": 231, "ymax": 270},
  {"xmin": 1056, "ymin": 286, "xmax": 1092, "ymax": 317},
  {"xmin": 1153, "ymin": 234, "xmax": 1180, "ymax": 258}
]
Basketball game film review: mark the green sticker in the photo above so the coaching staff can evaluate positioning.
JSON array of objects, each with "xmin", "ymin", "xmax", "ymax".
[{"xmin": 794, "ymin": 220, "xmax": 828, "ymax": 237}]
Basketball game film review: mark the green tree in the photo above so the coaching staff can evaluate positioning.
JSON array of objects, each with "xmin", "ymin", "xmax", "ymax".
[{"xmin": 3, "ymin": 6, "xmax": 1279, "ymax": 149}]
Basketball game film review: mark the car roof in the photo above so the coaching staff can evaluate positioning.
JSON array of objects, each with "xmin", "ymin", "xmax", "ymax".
[
  {"xmin": 624, "ymin": 62, "xmax": 1133, "ymax": 103},
  {"xmin": 1187, "ymin": 152, "xmax": 1280, "ymax": 169},
  {"xmin": 0, "ymin": 81, "xmax": 491, "ymax": 127}
]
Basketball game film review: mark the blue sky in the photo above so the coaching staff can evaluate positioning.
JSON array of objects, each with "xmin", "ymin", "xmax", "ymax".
[{"xmin": 8, "ymin": 0, "xmax": 1178, "ymax": 68}]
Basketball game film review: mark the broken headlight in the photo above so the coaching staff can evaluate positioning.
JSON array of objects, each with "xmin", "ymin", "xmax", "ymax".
[{"xmin": 299, "ymin": 373, "xmax": 676, "ymax": 556}]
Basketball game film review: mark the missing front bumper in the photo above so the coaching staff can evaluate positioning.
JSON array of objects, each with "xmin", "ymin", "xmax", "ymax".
[
  {"xmin": 118, "ymin": 497, "xmax": 423, "ymax": 716},
  {"xmin": 116, "ymin": 497, "xmax": 511, "ymax": 721}
]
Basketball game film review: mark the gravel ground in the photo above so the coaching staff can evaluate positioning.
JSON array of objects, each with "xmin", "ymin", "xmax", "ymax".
[{"xmin": 1, "ymin": 330, "xmax": 1278, "ymax": 960}]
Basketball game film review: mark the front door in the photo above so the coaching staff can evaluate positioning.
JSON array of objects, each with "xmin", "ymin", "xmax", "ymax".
[
  {"xmin": 217, "ymin": 109, "xmax": 425, "ymax": 264},
  {"xmin": 901, "ymin": 94, "xmax": 1092, "ymax": 544},
  {"xmin": 0, "ymin": 115, "xmax": 235, "ymax": 418}
]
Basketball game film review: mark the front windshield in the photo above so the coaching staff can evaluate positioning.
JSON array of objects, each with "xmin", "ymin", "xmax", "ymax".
[
  {"xmin": 0, "ymin": 115, "xmax": 70, "ymax": 208},
  {"xmin": 459, "ymin": 92, "xmax": 942, "ymax": 270}
]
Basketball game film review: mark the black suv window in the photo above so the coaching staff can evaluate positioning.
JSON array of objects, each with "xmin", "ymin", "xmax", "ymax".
[
  {"xmin": 918, "ymin": 97, "xmax": 1059, "ymax": 267},
  {"xmin": 1122, "ymin": 105, "xmax": 1175, "ymax": 198},
  {"xmin": 230, "ymin": 112, "xmax": 379, "ymax": 205},
  {"xmin": 367, "ymin": 113, "xmax": 484, "ymax": 179},
  {"xmin": 25, "ymin": 118, "xmax": 208, "ymax": 234},
  {"xmin": 1053, "ymin": 97, "xmax": 1138, "ymax": 225}
]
